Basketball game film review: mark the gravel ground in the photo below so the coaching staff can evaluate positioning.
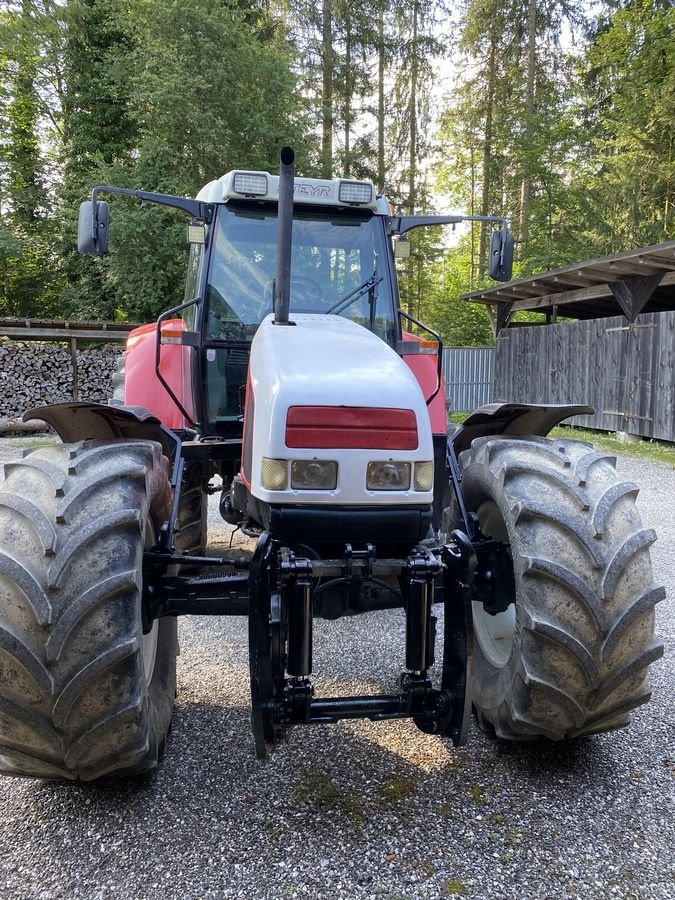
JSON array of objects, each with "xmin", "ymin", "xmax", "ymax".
[{"xmin": 0, "ymin": 436, "xmax": 673, "ymax": 900}]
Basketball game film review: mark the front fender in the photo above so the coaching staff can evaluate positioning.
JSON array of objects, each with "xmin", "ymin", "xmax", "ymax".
[
  {"xmin": 24, "ymin": 402, "xmax": 180, "ymax": 463},
  {"xmin": 451, "ymin": 402, "xmax": 593, "ymax": 456}
]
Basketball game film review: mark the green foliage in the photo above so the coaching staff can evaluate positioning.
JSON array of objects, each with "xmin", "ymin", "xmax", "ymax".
[
  {"xmin": 427, "ymin": 247, "xmax": 494, "ymax": 346},
  {"xmin": 62, "ymin": 0, "xmax": 137, "ymax": 175},
  {"xmin": 82, "ymin": 196, "xmax": 190, "ymax": 322},
  {"xmin": 396, "ymin": 231, "xmax": 494, "ymax": 346},
  {"xmin": 429, "ymin": 0, "xmax": 673, "ymax": 341},
  {"xmin": 56, "ymin": 0, "xmax": 307, "ymax": 320},
  {"xmin": 6, "ymin": 57, "xmax": 45, "ymax": 229},
  {"xmin": 551, "ymin": 424, "xmax": 675, "ymax": 468},
  {"xmin": 127, "ymin": 0, "xmax": 305, "ymax": 189},
  {"xmin": 0, "ymin": 231, "xmax": 62, "ymax": 317},
  {"xmin": 436, "ymin": 0, "xmax": 588, "ymax": 276},
  {"xmin": 568, "ymin": 0, "xmax": 675, "ymax": 253},
  {"xmin": 0, "ymin": 0, "xmax": 672, "ymax": 334},
  {"xmin": 0, "ymin": 0, "xmax": 63, "ymax": 317},
  {"xmin": 0, "ymin": 0, "xmax": 310, "ymax": 322}
]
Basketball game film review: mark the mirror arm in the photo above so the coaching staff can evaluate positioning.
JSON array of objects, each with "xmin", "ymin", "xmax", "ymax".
[
  {"xmin": 387, "ymin": 214, "xmax": 509, "ymax": 236},
  {"xmin": 90, "ymin": 185, "xmax": 214, "ymax": 242}
]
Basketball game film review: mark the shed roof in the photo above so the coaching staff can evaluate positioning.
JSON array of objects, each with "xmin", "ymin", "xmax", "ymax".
[{"xmin": 461, "ymin": 239, "xmax": 675, "ymax": 323}]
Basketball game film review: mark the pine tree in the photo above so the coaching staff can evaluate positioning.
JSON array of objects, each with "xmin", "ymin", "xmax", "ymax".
[
  {"xmin": 61, "ymin": 0, "xmax": 137, "ymax": 176},
  {"xmin": 0, "ymin": 0, "xmax": 61, "ymax": 316},
  {"xmin": 436, "ymin": 0, "xmax": 586, "ymax": 283},
  {"xmin": 571, "ymin": 0, "xmax": 675, "ymax": 251}
]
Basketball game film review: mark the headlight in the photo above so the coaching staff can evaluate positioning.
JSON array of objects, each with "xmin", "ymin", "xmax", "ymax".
[
  {"xmin": 291, "ymin": 460, "xmax": 337, "ymax": 490},
  {"xmin": 366, "ymin": 461, "xmax": 411, "ymax": 491},
  {"xmin": 414, "ymin": 461, "xmax": 434, "ymax": 492},
  {"xmin": 261, "ymin": 458, "xmax": 288, "ymax": 490}
]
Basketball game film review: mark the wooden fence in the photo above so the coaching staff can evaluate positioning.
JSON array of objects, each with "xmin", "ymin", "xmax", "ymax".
[{"xmin": 494, "ymin": 311, "xmax": 675, "ymax": 440}]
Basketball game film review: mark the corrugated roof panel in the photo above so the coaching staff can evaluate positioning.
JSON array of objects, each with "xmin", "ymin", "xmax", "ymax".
[{"xmin": 461, "ymin": 239, "xmax": 675, "ymax": 320}]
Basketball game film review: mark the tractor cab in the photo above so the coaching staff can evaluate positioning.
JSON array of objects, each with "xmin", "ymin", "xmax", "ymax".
[{"xmin": 189, "ymin": 171, "xmax": 398, "ymax": 432}]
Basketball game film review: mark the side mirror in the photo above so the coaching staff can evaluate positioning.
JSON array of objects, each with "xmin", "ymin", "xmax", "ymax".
[
  {"xmin": 78, "ymin": 200, "xmax": 109, "ymax": 255},
  {"xmin": 488, "ymin": 228, "xmax": 514, "ymax": 282}
]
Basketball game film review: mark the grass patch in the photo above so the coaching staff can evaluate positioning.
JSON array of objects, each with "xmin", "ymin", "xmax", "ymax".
[
  {"xmin": 261, "ymin": 821, "xmax": 287, "ymax": 840},
  {"xmin": 550, "ymin": 425, "xmax": 675, "ymax": 468},
  {"xmin": 467, "ymin": 784, "xmax": 487, "ymax": 804},
  {"xmin": 291, "ymin": 768, "xmax": 368, "ymax": 823},
  {"xmin": 8, "ymin": 438, "xmax": 55, "ymax": 450},
  {"xmin": 291, "ymin": 768, "xmax": 419, "ymax": 824},
  {"xmin": 448, "ymin": 412, "xmax": 469, "ymax": 426},
  {"xmin": 506, "ymin": 826, "xmax": 526, "ymax": 846},
  {"xmin": 379, "ymin": 774, "xmax": 417, "ymax": 804},
  {"xmin": 291, "ymin": 769, "xmax": 340, "ymax": 807}
]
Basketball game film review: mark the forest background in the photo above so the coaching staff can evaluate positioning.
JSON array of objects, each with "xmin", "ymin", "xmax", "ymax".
[{"xmin": 0, "ymin": 0, "xmax": 672, "ymax": 346}]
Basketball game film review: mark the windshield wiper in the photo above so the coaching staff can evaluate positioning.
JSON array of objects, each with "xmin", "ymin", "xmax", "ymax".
[{"xmin": 326, "ymin": 274, "xmax": 383, "ymax": 316}]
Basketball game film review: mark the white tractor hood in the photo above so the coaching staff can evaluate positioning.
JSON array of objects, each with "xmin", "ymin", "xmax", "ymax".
[{"xmin": 247, "ymin": 314, "xmax": 434, "ymax": 506}]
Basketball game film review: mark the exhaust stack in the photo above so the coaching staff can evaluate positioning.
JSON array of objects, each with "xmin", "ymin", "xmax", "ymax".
[{"xmin": 274, "ymin": 146, "xmax": 295, "ymax": 325}]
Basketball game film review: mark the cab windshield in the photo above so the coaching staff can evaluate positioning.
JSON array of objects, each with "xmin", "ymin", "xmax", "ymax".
[{"xmin": 205, "ymin": 203, "xmax": 395, "ymax": 343}]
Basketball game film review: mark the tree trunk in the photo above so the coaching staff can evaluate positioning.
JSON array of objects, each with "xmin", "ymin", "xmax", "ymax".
[
  {"xmin": 518, "ymin": 0, "xmax": 537, "ymax": 255},
  {"xmin": 321, "ymin": 0, "xmax": 334, "ymax": 179},
  {"xmin": 665, "ymin": 133, "xmax": 672, "ymax": 234},
  {"xmin": 408, "ymin": 0, "xmax": 419, "ymax": 214},
  {"xmin": 470, "ymin": 130, "xmax": 476, "ymax": 286},
  {"xmin": 377, "ymin": 3, "xmax": 385, "ymax": 190},
  {"xmin": 344, "ymin": 16, "xmax": 352, "ymax": 176},
  {"xmin": 478, "ymin": 32, "xmax": 497, "ymax": 276}
]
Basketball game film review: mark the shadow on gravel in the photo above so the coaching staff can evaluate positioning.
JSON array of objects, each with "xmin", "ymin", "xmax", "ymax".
[
  {"xmin": 10, "ymin": 693, "xmax": 666, "ymax": 900},
  {"xmin": 491, "ymin": 733, "xmax": 599, "ymax": 772},
  {"xmin": 27, "ymin": 701, "xmax": 620, "ymax": 824}
]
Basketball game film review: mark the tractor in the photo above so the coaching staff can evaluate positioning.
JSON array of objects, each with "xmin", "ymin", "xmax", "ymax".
[{"xmin": 0, "ymin": 147, "xmax": 663, "ymax": 780}]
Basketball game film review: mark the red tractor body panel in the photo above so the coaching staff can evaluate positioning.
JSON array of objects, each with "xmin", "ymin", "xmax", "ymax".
[
  {"xmin": 401, "ymin": 332, "xmax": 447, "ymax": 435},
  {"xmin": 123, "ymin": 320, "xmax": 195, "ymax": 429}
]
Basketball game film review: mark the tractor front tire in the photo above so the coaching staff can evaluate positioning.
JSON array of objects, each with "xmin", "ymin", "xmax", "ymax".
[
  {"xmin": 455, "ymin": 435, "xmax": 664, "ymax": 741},
  {"xmin": 175, "ymin": 460, "xmax": 208, "ymax": 558},
  {"xmin": 0, "ymin": 439, "xmax": 177, "ymax": 780}
]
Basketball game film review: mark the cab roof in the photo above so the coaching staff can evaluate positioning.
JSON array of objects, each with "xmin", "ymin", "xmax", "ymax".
[{"xmin": 196, "ymin": 170, "xmax": 390, "ymax": 215}]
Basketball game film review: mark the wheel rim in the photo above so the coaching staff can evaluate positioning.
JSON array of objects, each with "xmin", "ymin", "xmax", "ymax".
[
  {"xmin": 142, "ymin": 521, "xmax": 160, "ymax": 686},
  {"xmin": 472, "ymin": 500, "xmax": 516, "ymax": 669}
]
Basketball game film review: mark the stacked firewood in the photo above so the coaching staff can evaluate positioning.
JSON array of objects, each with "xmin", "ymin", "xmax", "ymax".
[{"xmin": 0, "ymin": 340, "xmax": 120, "ymax": 422}]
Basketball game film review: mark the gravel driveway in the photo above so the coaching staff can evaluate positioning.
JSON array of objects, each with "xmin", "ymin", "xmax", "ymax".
[{"xmin": 0, "ymin": 437, "xmax": 673, "ymax": 900}]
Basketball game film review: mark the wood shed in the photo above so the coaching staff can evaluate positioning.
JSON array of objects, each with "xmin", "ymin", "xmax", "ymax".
[{"xmin": 461, "ymin": 240, "xmax": 675, "ymax": 439}]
